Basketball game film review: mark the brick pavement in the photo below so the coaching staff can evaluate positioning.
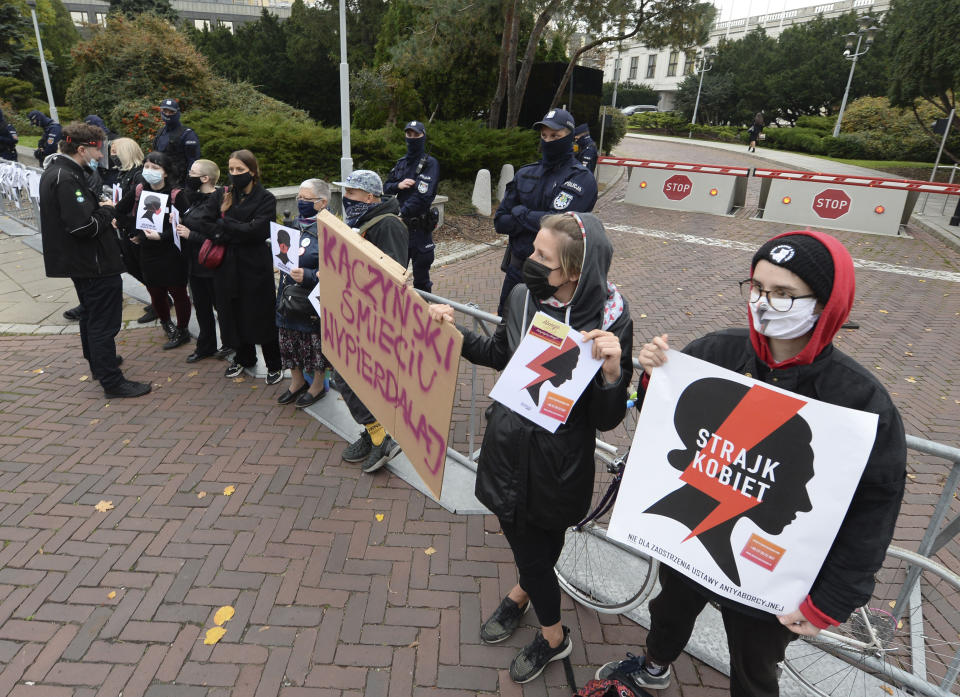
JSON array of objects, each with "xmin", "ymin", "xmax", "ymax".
[{"xmin": 0, "ymin": 137, "xmax": 958, "ymax": 696}]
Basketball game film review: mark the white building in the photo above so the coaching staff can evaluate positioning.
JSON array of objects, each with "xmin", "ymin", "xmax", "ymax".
[
  {"xmin": 64, "ymin": 0, "xmax": 292, "ymax": 32},
  {"xmin": 603, "ymin": 0, "xmax": 889, "ymax": 110}
]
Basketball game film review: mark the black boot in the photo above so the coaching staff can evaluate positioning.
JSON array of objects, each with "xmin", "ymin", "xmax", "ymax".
[
  {"xmin": 63, "ymin": 304, "xmax": 82, "ymax": 321},
  {"xmin": 162, "ymin": 327, "xmax": 191, "ymax": 350},
  {"xmin": 160, "ymin": 319, "xmax": 177, "ymax": 340}
]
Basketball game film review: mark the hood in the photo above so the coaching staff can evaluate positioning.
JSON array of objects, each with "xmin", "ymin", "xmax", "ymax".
[
  {"xmin": 28, "ymin": 110, "xmax": 52, "ymax": 128},
  {"xmin": 357, "ymin": 195, "xmax": 400, "ymax": 223},
  {"xmin": 84, "ymin": 115, "xmax": 107, "ymax": 131},
  {"xmin": 748, "ymin": 230, "xmax": 854, "ymax": 369}
]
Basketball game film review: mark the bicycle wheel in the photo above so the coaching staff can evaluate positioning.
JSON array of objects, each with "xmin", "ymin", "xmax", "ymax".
[
  {"xmin": 782, "ymin": 545, "xmax": 960, "ymax": 697},
  {"xmin": 554, "ymin": 450, "xmax": 659, "ymax": 614}
]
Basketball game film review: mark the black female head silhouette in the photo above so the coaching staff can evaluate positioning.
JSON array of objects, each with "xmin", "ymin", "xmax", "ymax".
[
  {"xmin": 140, "ymin": 195, "xmax": 163, "ymax": 224},
  {"xmin": 644, "ymin": 377, "xmax": 814, "ymax": 586},
  {"xmin": 523, "ymin": 335, "xmax": 581, "ymax": 406}
]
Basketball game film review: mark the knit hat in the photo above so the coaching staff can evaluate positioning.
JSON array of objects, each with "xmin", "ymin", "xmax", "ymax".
[
  {"xmin": 334, "ymin": 169, "xmax": 383, "ymax": 197},
  {"xmin": 752, "ymin": 233, "xmax": 834, "ymax": 304}
]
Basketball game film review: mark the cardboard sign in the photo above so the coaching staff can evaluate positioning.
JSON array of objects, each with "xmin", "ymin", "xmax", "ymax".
[
  {"xmin": 488, "ymin": 311, "xmax": 603, "ymax": 433},
  {"xmin": 169, "ymin": 206, "xmax": 181, "ymax": 251},
  {"xmin": 608, "ymin": 351, "xmax": 878, "ymax": 614},
  {"xmin": 316, "ymin": 210, "xmax": 462, "ymax": 499},
  {"xmin": 270, "ymin": 222, "xmax": 301, "ymax": 275},
  {"xmin": 135, "ymin": 190, "xmax": 168, "ymax": 234}
]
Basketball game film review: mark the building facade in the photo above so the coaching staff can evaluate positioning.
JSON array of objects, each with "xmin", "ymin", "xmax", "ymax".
[{"xmin": 63, "ymin": 0, "xmax": 291, "ymax": 31}]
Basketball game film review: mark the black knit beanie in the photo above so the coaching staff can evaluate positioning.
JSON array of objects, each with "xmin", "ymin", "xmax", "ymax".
[{"xmin": 751, "ymin": 234, "xmax": 834, "ymax": 305}]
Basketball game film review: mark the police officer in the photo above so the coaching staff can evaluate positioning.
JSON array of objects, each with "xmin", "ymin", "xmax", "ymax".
[
  {"xmin": 28, "ymin": 110, "xmax": 62, "ymax": 165},
  {"xmin": 574, "ymin": 123, "xmax": 598, "ymax": 174},
  {"xmin": 0, "ymin": 108, "xmax": 17, "ymax": 161},
  {"xmin": 384, "ymin": 120, "xmax": 439, "ymax": 292},
  {"xmin": 152, "ymin": 98, "xmax": 201, "ymax": 184},
  {"xmin": 494, "ymin": 108, "xmax": 598, "ymax": 314}
]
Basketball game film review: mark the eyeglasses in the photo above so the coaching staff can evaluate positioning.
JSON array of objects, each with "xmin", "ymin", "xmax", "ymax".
[
  {"xmin": 296, "ymin": 197, "xmax": 320, "ymax": 203},
  {"xmin": 739, "ymin": 279, "xmax": 815, "ymax": 312}
]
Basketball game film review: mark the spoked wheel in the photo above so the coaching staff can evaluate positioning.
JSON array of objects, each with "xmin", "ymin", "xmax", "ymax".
[
  {"xmin": 555, "ymin": 452, "xmax": 659, "ymax": 614},
  {"xmin": 782, "ymin": 545, "xmax": 960, "ymax": 697}
]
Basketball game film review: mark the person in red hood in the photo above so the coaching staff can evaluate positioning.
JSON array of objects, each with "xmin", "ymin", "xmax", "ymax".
[{"xmin": 596, "ymin": 230, "xmax": 906, "ymax": 697}]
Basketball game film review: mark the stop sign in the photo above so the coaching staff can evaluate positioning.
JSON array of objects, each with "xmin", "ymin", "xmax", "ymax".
[
  {"xmin": 663, "ymin": 174, "xmax": 693, "ymax": 201},
  {"xmin": 812, "ymin": 188, "xmax": 851, "ymax": 219}
]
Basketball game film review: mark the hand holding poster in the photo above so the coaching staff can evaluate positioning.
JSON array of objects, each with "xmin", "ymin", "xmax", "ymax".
[
  {"xmin": 488, "ymin": 312, "xmax": 603, "ymax": 433},
  {"xmin": 270, "ymin": 222, "xmax": 301, "ymax": 275},
  {"xmin": 135, "ymin": 191, "xmax": 168, "ymax": 234},
  {"xmin": 608, "ymin": 351, "xmax": 878, "ymax": 614}
]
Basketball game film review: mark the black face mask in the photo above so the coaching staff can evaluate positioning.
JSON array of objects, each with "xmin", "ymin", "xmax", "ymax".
[
  {"xmin": 230, "ymin": 172, "xmax": 253, "ymax": 192},
  {"xmin": 109, "ymin": 155, "xmax": 121, "ymax": 169},
  {"xmin": 522, "ymin": 258, "xmax": 562, "ymax": 300},
  {"xmin": 185, "ymin": 175, "xmax": 203, "ymax": 192},
  {"xmin": 540, "ymin": 132, "xmax": 574, "ymax": 167},
  {"xmin": 405, "ymin": 136, "xmax": 425, "ymax": 158}
]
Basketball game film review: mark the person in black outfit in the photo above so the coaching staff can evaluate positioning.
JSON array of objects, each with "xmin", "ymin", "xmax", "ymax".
[
  {"xmin": 573, "ymin": 123, "xmax": 598, "ymax": 174},
  {"xmin": 38, "ymin": 122, "xmax": 150, "ymax": 398},
  {"xmin": 0, "ymin": 108, "xmax": 18, "ymax": 161},
  {"xmin": 383, "ymin": 120, "xmax": 439, "ymax": 292},
  {"xmin": 29, "ymin": 110, "xmax": 62, "ymax": 165},
  {"xmin": 748, "ymin": 112, "xmax": 764, "ymax": 152},
  {"xmin": 429, "ymin": 212, "xmax": 633, "ymax": 684},
  {"xmin": 152, "ymin": 98, "xmax": 201, "ymax": 184}
]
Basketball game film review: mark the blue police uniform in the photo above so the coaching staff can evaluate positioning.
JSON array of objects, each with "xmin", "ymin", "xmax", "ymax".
[
  {"xmin": 0, "ymin": 109, "xmax": 17, "ymax": 161},
  {"xmin": 152, "ymin": 99, "xmax": 201, "ymax": 184},
  {"xmin": 574, "ymin": 124, "xmax": 598, "ymax": 174},
  {"xmin": 383, "ymin": 121, "xmax": 440, "ymax": 292},
  {"xmin": 494, "ymin": 109, "xmax": 598, "ymax": 314},
  {"xmin": 28, "ymin": 111, "xmax": 62, "ymax": 164}
]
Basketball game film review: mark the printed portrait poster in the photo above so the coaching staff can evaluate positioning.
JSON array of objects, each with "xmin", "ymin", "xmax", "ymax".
[
  {"xmin": 607, "ymin": 351, "xmax": 879, "ymax": 615},
  {"xmin": 169, "ymin": 205, "xmax": 182, "ymax": 251},
  {"xmin": 488, "ymin": 312, "xmax": 603, "ymax": 433},
  {"xmin": 270, "ymin": 222, "xmax": 301, "ymax": 275},
  {"xmin": 135, "ymin": 191, "xmax": 168, "ymax": 234}
]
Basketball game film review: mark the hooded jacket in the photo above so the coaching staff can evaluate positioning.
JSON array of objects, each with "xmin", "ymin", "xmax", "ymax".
[
  {"xmin": 459, "ymin": 212, "xmax": 633, "ymax": 530},
  {"xmin": 0, "ymin": 108, "xmax": 18, "ymax": 161},
  {"xmin": 639, "ymin": 230, "xmax": 906, "ymax": 625}
]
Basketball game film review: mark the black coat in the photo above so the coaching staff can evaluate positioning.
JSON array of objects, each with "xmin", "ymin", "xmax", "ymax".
[
  {"xmin": 179, "ymin": 189, "xmax": 219, "ymax": 279},
  {"xmin": 115, "ymin": 182, "xmax": 189, "ymax": 287}
]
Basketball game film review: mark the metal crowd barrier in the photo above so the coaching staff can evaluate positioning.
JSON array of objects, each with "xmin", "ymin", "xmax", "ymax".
[{"xmin": 0, "ymin": 161, "xmax": 42, "ymax": 233}]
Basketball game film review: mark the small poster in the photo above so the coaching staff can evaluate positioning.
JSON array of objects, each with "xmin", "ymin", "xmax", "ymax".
[
  {"xmin": 607, "ymin": 350, "xmax": 879, "ymax": 614},
  {"xmin": 307, "ymin": 282, "xmax": 322, "ymax": 319},
  {"xmin": 270, "ymin": 222, "xmax": 301, "ymax": 275},
  {"xmin": 169, "ymin": 206, "xmax": 181, "ymax": 251},
  {"xmin": 135, "ymin": 191, "xmax": 168, "ymax": 234},
  {"xmin": 488, "ymin": 311, "xmax": 603, "ymax": 433},
  {"xmin": 111, "ymin": 183, "xmax": 121, "ymax": 205}
]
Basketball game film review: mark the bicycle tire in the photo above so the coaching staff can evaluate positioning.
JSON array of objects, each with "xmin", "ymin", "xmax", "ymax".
[{"xmin": 782, "ymin": 545, "xmax": 960, "ymax": 697}]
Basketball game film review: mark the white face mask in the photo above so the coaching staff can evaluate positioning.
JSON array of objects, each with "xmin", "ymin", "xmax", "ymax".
[
  {"xmin": 142, "ymin": 168, "xmax": 163, "ymax": 186},
  {"xmin": 749, "ymin": 297, "xmax": 819, "ymax": 339}
]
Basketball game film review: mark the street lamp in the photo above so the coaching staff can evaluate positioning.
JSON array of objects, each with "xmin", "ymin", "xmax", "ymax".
[
  {"xmin": 832, "ymin": 14, "xmax": 879, "ymax": 138},
  {"xmin": 337, "ymin": 0, "xmax": 353, "ymax": 183},
  {"xmin": 26, "ymin": 0, "xmax": 59, "ymax": 123},
  {"xmin": 689, "ymin": 46, "xmax": 715, "ymax": 138},
  {"xmin": 599, "ymin": 48, "xmax": 622, "ymax": 154}
]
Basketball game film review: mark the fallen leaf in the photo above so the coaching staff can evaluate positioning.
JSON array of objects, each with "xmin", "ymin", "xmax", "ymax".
[
  {"xmin": 233, "ymin": 377, "xmax": 246, "ymax": 383},
  {"xmin": 38, "ymin": 548, "xmax": 43, "ymax": 554},
  {"xmin": 107, "ymin": 591, "xmax": 117, "ymax": 599},
  {"xmin": 94, "ymin": 500, "xmax": 114, "ymax": 513},
  {"xmin": 904, "ymin": 351, "xmax": 913, "ymax": 356},
  {"xmin": 223, "ymin": 485, "xmax": 236, "ymax": 496},
  {"xmin": 889, "ymin": 600, "xmax": 896, "ymax": 608},
  {"xmin": 213, "ymin": 605, "xmax": 235, "ymax": 626},
  {"xmin": 424, "ymin": 547, "xmax": 436, "ymax": 556},
  {"xmin": 89, "ymin": 419, "xmax": 100, "ymax": 425},
  {"xmin": 197, "ymin": 491, "xmax": 207, "ymax": 499},
  {"xmin": 906, "ymin": 473, "xmax": 917, "ymax": 480},
  {"xmin": 639, "ymin": 314, "xmax": 647, "ymax": 319},
  {"xmin": 187, "ymin": 370, "xmax": 199, "ymax": 377},
  {"xmin": 31, "ymin": 368, "xmax": 43, "ymax": 374},
  {"xmin": 204, "ymin": 627, "xmax": 226, "ymax": 645},
  {"xmin": 878, "ymin": 309, "xmax": 889, "ymax": 314},
  {"xmin": 258, "ymin": 626, "xmax": 270, "ymax": 632},
  {"xmin": 905, "ymin": 377, "xmax": 917, "ymax": 383},
  {"xmin": 918, "ymin": 279, "xmax": 926, "ymax": 283},
  {"xmin": 122, "ymin": 439, "xmax": 130, "ymax": 445},
  {"xmin": 881, "ymin": 686, "xmax": 894, "ymax": 695},
  {"xmin": 406, "ymin": 640, "xmax": 420, "ymax": 648},
  {"xmin": 79, "ymin": 375, "xmax": 89, "ymax": 382},
  {"xmin": 166, "ymin": 376, "xmax": 172, "ymax": 382},
  {"xmin": 375, "ymin": 513, "xmax": 384, "ymax": 522}
]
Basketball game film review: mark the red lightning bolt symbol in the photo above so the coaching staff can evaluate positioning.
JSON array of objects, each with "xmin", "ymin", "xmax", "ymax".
[{"xmin": 523, "ymin": 336, "xmax": 574, "ymax": 390}]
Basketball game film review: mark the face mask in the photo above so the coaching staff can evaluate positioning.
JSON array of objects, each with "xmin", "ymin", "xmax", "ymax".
[
  {"xmin": 405, "ymin": 136, "xmax": 425, "ymax": 158},
  {"xmin": 749, "ymin": 296, "xmax": 819, "ymax": 340},
  {"xmin": 522, "ymin": 258, "xmax": 562, "ymax": 300},
  {"xmin": 88, "ymin": 158, "xmax": 100, "ymax": 171},
  {"xmin": 342, "ymin": 197, "xmax": 375, "ymax": 226},
  {"xmin": 141, "ymin": 168, "xmax": 163, "ymax": 186},
  {"xmin": 298, "ymin": 200, "xmax": 318, "ymax": 219},
  {"xmin": 109, "ymin": 155, "xmax": 121, "ymax": 169},
  {"xmin": 185, "ymin": 175, "xmax": 203, "ymax": 191},
  {"xmin": 541, "ymin": 132, "xmax": 574, "ymax": 167},
  {"xmin": 230, "ymin": 172, "xmax": 253, "ymax": 191},
  {"xmin": 161, "ymin": 112, "xmax": 180, "ymax": 127}
]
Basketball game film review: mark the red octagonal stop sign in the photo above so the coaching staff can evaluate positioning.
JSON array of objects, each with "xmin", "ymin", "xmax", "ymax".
[
  {"xmin": 812, "ymin": 188, "xmax": 851, "ymax": 219},
  {"xmin": 663, "ymin": 174, "xmax": 693, "ymax": 201}
]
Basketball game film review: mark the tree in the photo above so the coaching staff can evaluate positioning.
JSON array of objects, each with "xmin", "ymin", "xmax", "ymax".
[
  {"xmin": 711, "ymin": 29, "xmax": 778, "ymax": 124},
  {"xmin": 108, "ymin": 0, "xmax": 178, "ymax": 22},
  {"xmin": 601, "ymin": 80, "xmax": 657, "ymax": 107},
  {"xmin": 672, "ymin": 71, "xmax": 734, "ymax": 123},
  {"xmin": 0, "ymin": 3, "xmax": 31, "ymax": 77}
]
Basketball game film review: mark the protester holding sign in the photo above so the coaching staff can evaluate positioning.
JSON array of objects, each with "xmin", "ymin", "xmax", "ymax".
[
  {"xmin": 597, "ymin": 231, "xmax": 906, "ymax": 697},
  {"xmin": 429, "ymin": 212, "xmax": 633, "ymax": 685}
]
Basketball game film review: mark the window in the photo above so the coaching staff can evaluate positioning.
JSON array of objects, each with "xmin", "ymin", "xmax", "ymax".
[
  {"xmin": 95, "ymin": 13, "xmax": 107, "ymax": 25},
  {"xmin": 194, "ymin": 19, "xmax": 211, "ymax": 30},
  {"xmin": 683, "ymin": 51, "xmax": 696, "ymax": 75},
  {"xmin": 667, "ymin": 51, "xmax": 678, "ymax": 77},
  {"xmin": 646, "ymin": 54, "xmax": 657, "ymax": 79},
  {"xmin": 69, "ymin": 11, "xmax": 86, "ymax": 26},
  {"xmin": 613, "ymin": 57, "xmax": 622, "ymax": 82},
  {"xmin": 628, "ymin": 56, "xmax": 639, "ymax": 80},
  {"xmin": 221, "ymin": 21, "xmax": 234, "ymax": 32}
]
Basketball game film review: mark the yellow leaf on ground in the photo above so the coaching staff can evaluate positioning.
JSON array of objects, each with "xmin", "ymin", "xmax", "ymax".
[
  {"xmin": 31, "ymin": 368, "xmax": 43, "ymax": 374},
  {"xmin": 905, "ymin": 377, "xmax": 917, "ymax": 383},
  {"xmin": 94, "ymin": 500, "xmax": 114, "ymax": 513},
  {"xmin": 213, "ymin": 606, "xmax": 235, "ymax": 626},
  {"xmin": 187, "ymin": 370, "xmax": 199, "ymax": 377},
  {"xmin": 424, "ymin": 547, "xmax": 436, "ymax": 556},
  {"xmin": 906, "ymin": 473, "xmax": 916, "ymax": 480},
  {"xmin": 639, "ymin": 314, "xmax": 647, "ymax": 319},
  {"xmin": 233, "ymin": 377, "xmax": 245, "ymax": 383},
  {"xmin": 122, "ymin": 439, "xmax": 130, "ymax": 445},
  {"xmin": 375, "ymin": 514, "xmax": 384, "ymax": 522},
  {"xmin": 107, "ymin": 591, "xmax": 117, "ymax": 599},
  {"xmin": 197, "ymin": 491, "xmax": 207, "ymax": 499},
  {"xmin": 89, "ymin": 419, "xmax": 100, "ymax": 425},
  {"xmin": 223, "ymin": 485, "xmax": 236, "ymax": 496},
  {"xmin": 79, "ymin": 375, "xmax": 88, "ymax": 382},
  {"xmin": 878, "ymin": 309, "xmax": 889, "ymax": 314},
  {"xmin": 204, "ymin": 627, "xmax": 227, "ymax": 645}
]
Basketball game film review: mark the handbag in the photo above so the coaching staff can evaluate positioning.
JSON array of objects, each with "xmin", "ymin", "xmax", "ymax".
[
  {"xmin": 198, "ymin": 238, "xmax": 225, "ymax": 269},
  {"xmin": 279, "ymin": 283, "xmax": 320, "ymax": 324}
]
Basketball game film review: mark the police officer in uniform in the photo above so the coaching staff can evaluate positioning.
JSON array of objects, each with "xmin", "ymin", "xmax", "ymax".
[
  {"xmin": 152, "ymin": 98, "xmax": 201, "ymax": 184},
  {"xmin": 574, "ymin": 123, "xmax": 598, "ymax": 174},
  {"xmin": 0, "ymin": 109, "xmax": 17, "ymax": 161},
  {"xmin": 28, "ymin": 110, "xmax": 62, "ymax": 165},
  {"xmin": 494, "ymin": 108, "xmax": 597, "ymax": 315},
  {"xmin": 384, "ymin": 120, "xmax": 439, "ymax": 292}
]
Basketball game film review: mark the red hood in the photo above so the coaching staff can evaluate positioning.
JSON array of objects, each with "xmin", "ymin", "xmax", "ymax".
[{"xmin": 748, "ymin": 230, "xmax": 855, "ymax": 369}]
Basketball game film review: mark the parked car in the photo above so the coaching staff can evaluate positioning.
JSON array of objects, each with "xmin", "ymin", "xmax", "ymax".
[{"xmin": 621, "ymin": 105, "xmax": 659, "ymax": 116}]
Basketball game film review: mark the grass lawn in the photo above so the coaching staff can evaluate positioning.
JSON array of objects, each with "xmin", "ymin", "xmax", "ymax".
[{"xmin": 18, "ymin": 135, "xmax": 40, "ymax": 149}]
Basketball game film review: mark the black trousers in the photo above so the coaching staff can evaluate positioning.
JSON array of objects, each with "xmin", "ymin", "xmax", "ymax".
[
  {"xmin": 646, "ymin": 565, "xmax": 796, "ymax": 697},
  {"xmin": 498, "ymin": 263, "xmax": 523, "ymax": 317},
  {"xmin": 73, "ymin": 275, "xmax": 124, "ymax": 389},
  {"xmin": 235, "ymin": 339, "xmax": 281, "ymax": 373},
  {"xmin": 499, "ymin": 519, "xmax": 566, "ymax": 627},
  {"xmin": 408, "ymin": 225, "xmax": 435, "ymax": 293},
  {"xmin": 188, "ymin": 275, "xmax": 218, "ymax": 356},
  {"xmin": 333, "ymin": 369, "xmax": 375, "ymax": 426}
]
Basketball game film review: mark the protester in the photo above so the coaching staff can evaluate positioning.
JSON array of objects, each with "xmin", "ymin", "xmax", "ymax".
[
  {"xmin": 28, "ymin": 110, "xmax": 62, "ymax": 165},
  {"xmin": 152, "ymin": 98, "xmax": 201, "ymax": 184},
  {"xmin": 0, "ymin": 108, "xmax": 18, "ymax": 161},
  {"xmin": 494, "ymin": 108, "xmax": 597, "ymax": 315},
  {"xmin": 176, "ymin": 159, "xmax": 227, "ymax": 363},
  {"xmin": 331, "ymin": 169, "xmax": 408, "ymax": 473},
  {"xmin": 597, "ymin": 231, "xmax": 906, "ymax": 697},
  {"xmin": 383, "ymin": 120, "xmax": 439, "ymax": 292},
  {"xmin": 429, "ymin": 212, "xmax": 633, "ymax": 684},
  {"xmin": 38, "ymin": 121, "xmax": 150, "ymax": 398},
  {"xmin": 748, "ymin": 112, "xmax": 764, "ymax": 153},
  {"xmin": 573, "ymin": 123, "xmax": 598, "ymax": 174},
  {"xmin": 275, "ymin": 179, "xmax": 329, "ymax": 408},
  {"xmin": 197, "ymin": 149, "xmax": 283, "ymax": 384}
]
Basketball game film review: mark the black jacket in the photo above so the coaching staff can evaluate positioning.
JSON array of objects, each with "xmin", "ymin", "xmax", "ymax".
[
  {"xmin": 661, "ymin": 328, "xmax": 906, "ymax": 622},
  {"xmin": 460, "ymin": 213, "xmax": 633, "ymax": 530},
  {"xmin": 179, "ymin": 188, "xmax": 219, "ymax": 279},
  {"xmin": 39, "ymin": 155, "xmax": 123, "ymax": 279},
  {"xmin": 115, "ymin": 182, "xmax": 190, "ymax": 287},
  {"xmin": 355, "ymin": 197, "xmax": 409, "ymax": 266}
]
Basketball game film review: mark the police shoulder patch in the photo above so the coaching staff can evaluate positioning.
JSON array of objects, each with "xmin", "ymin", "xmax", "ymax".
[
  {"xmin": 553, "ymin": 191, "xmax": 573, "ymax": 209},
  {"xmin": 562, "ymin": 180, "xmax": 583, "ymax": 194}
]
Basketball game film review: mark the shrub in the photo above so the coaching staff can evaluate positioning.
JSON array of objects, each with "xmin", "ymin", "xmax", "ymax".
[
  {"xmin": 628, "ymin": 111, "xmax": 689, "ymax": 134},
  {"xmin": 599, "ymin": 106, "xmax": 627, "ymax": 154},
  {"xmin": 0, "ymin": 77, "xmax": 36, "ymax": 110},
  {"xmin": 795, "ymin": 115, "xmax": 834, "ymax": 132},
  {"xmin": 763, "ymin": 127, "xmax": 827, "ymax": 155}
]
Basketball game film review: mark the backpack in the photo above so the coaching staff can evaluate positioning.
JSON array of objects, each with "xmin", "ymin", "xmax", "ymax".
[
  {"xmin": 356, "ymin": 213, "xmax": 403, "ymax": 238},
  {"xmin": 574, "ymin": 678, "xmax": 641, "ymax": 697}
]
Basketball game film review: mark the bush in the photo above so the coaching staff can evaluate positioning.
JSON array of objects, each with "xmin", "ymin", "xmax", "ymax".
[
  {"xmin": 0, "ymin": 77, "xmax": 36, "ymax": 110},
  {"xmin": 795, "ymin": 115, "xmax": 834, "ymax": 132},
  {"xmin": 599, "ymin": 106, "xmax": 627, "ymax": 154},
  {"xmin": 762, "ymin": 127, "xmax": 828, "ymax": 155},
  {"xmin": 628, "ymin": 111, "xmax": 689, "ymax": 134}
]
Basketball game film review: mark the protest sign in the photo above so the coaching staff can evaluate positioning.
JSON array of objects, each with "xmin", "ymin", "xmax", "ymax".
[
  {"xmin": 270, "ymin": 222, "xmax": 301, "ymax": 275},
  {"xmin": 112, "ymin": 183, "xmax": 121, "ymax": 205},
  {"xmin": 170, "ymin": 206, "xmax": 181, "ymax": 251},
  {"xmin": 135, "ymin": 191, "xmax": 168, "ymax": 234},
  {"xmin": 489, "ymin": 311, "xmax": 603, "ymax": 433},
  {"xmin": 316, "ymin": 210, "xmax": 462, "ymax": 499},
  {"xmin": 608, "ymin": 350, "xmax": 878, "ymax": 614}
]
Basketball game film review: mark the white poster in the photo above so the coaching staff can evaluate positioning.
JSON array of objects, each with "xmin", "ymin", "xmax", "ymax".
[
  {"xmin": 608, "ymin": 351, "xmax": 879, "ymax": 615},
  {"xmin": 307, "ymin": 282, "xmax": 322, "ymax": 320},
  {"xmin": 270, "ymin": 222, "xmax": 301, "ymax": 275},
  {"xmin": 135, "ymin": 191, "xmax": 168, "ymax": 234},
  {"xmin": 169, "ymin": 206, "xmax": 181, "ymax": 251},
  {"xmin": 111, "ymin": 183, "xmax": 122, "ymax": 205},
  {"xmin": 488, "ymin": 311, "xmax": 603, "ymax": 433}
]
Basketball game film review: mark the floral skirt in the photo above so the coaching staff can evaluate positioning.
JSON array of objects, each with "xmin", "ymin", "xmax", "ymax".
[{"xmin": 278, "ymin": 326, "xmax": 326, "ymax": 373}]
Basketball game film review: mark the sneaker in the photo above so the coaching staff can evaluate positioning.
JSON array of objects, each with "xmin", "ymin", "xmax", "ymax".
[
  {"xmin": 595, "ymin": 653, "xmax": 671, "ymax": 690},
  {"xmin": 362, "ymin": 435, "xmax": 401, "ymax": 473},
  {"xmin": 265, "ymin": 370, "xmax": 283, "ymax": 385},
  {"xmin": 509, "ymin": 626, "xmax": 572, "ymax": 684},
  {"xmin": 63, "ymin": 304, "xmax": 82, "ymax": 321},
  {"xmin": 137, "ymin": 305, "xmax": 158, "ymax": 324},
  {"xmin": 341, "ymin": 431, "xmax": 372, "ymax": 463},
  {"xmin": 480, "ymin": 595, "xmax": 531, "ymax": 644},
  {"xmin": 103, "ymin": 379, "xmax": 152, "ymax": 399},
  {"xmin": 224, "ymin": 362, "xmax": 245, "ymax": 378}
]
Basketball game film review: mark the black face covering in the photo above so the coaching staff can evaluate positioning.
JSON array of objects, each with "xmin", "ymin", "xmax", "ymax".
[
  {"xmin": 540, "ymin": 132, "xmax": 574, "ymax": 167},
  {"xmin": 109, "ymin": 155, "xmax": 121, "ymax": 169},
  {"xmin": 229, "ymin": 172, "xmax": 253, "ymax": 192},
  {"xmin": 522, "ymin": 258, "xmax": 562, "ymax": 300},
  {"xmin": 185, "ymin": 175, "xmax": 203, "ymax": 192},
  {"xmin": 405, "ymin": 136, "xmax": 425, "ymax": 158}
]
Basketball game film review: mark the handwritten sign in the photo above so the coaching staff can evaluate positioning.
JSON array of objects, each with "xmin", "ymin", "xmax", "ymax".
[
  {"xmin": 608, "ymin": 351, "xmax": 878, "ymax": 614},
  {"xmin": 316, "ymin": 210, "xmax": 463, "ymax": 499}
]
